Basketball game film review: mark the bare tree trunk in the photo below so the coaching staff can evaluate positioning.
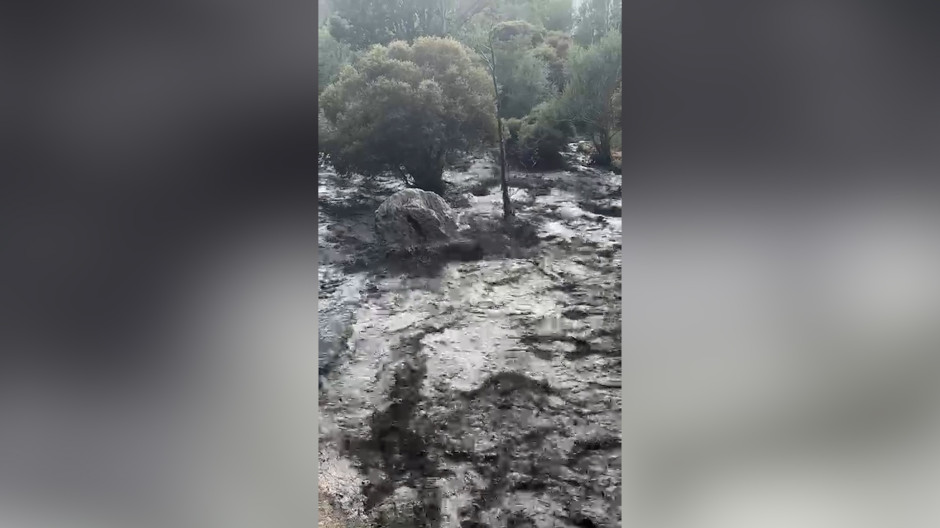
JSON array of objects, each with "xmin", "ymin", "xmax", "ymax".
[
  {"xmin": 440, "ymin": 0, "xmax": 447, "ymax": 34},
  {"xmin": 496, "ymin": 118, "xmax": 512, "ymax": 218},
  {"xmin": 487, "ymin": 41, "xmax": 513, "ymax": 219},
  {"xmin": 595, "ymin": 128, "xmax": 612, "ymax": 166}
]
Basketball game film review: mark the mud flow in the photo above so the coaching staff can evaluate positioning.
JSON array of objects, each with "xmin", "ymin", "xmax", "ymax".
[{"xmin": 319, "ymin": 151, "xmax": 622, "ymax": 528}]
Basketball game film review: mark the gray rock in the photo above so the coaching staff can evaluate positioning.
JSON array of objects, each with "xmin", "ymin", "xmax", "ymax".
[
  {"xmin": 375, "ymin": 189, "xmax": 459, "ymax": 251},
  {"xmin": 374, "ymin": 487, "xmax": 421, "ymax": 528}
]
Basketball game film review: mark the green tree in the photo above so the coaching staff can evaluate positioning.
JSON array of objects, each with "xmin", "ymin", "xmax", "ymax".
[
  {"xmin": 560, "ymin": 31, "xmax": 621, "ymax": 165},
  {"xmin": 462, "ymin": 19, "xmax": 557, "ymax": 217},
  {"xmin": 495, "ymin": 50, "xmax": 553, "ymax": 119},
  {"xmin": 483, "ymin": 20, "xmax": 554, "ymax": 119},
  {"xmin": 467, "ymin": 26, "xmax": 515, "ymax": 218},
  {"xmin": 505, "ymin": 99, "xmax": 573, "ymax": 169},
  {"xmin": 318, "ymin": 28, "xmax": 353, "ymax": 94},
  {"xmin": 327, "ymin": 0, "xmax": 455, "ymax": 50},
  {"xmin": 319, "ymin": 37, "xmax": 496, "ymax": 194},
  {"xmin": 573, "ymin": 0, "xmax": 620, "ymax": 47},
  {"xmin": 532, "ymin": 30, "xmax": 572, "ymax": 93},
  {"xmin": 535, "ymin": 0, "xmax": 574, "ymax": 32},
  {"xmin": 476, "ymin": 0, "xmax": 573, "ymax": 31}
]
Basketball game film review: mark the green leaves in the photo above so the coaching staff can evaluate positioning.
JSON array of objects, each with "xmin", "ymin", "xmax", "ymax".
[
  {"xmin": 557, "ymin": 31, "xmax": 621, "ymax": 163},
  {"xmin": 537, "ymin": 0, "xmax": 575, "ymax": 32},
  {"xmin": 463, "ymin": 19, "xmax": 555, "ymax": 120},
  {"xmin": 326, "ymin": 0, "xmax": 455, "ymax": 50},
  {"xmin": 318, "ymin": 29, "xmax": 353, "ymax": 94},
  {"xmin": 319, "ymin": 38, "xmax": 497, "ymax": 191},
  {"xmin": 560, "ymin": 32, "xmax": 621, "ymax": 126},
  {"xmin": 573, "ymin": 0, "xmax": 621, "ymax": 47},
  {"xmin": 510, "ymin": 100, "xmax": 573, "ymax": 168}
]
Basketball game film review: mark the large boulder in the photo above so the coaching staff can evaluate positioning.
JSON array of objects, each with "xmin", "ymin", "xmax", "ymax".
[{"xmin": 375, "ymin": 189, "xmax": 459, "ymax": 252}]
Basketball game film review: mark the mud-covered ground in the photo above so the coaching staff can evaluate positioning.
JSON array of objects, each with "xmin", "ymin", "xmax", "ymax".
[{"xmin": 318, "ymin": 151, "xmax": 622, "ymax": 528}]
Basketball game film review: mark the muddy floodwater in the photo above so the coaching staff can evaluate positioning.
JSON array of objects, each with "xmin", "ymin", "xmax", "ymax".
[{"xmin": 319, "ymin": 151, "xmax": 622, "ymax": 528}]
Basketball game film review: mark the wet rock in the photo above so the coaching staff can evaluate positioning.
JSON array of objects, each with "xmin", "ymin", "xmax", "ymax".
[
  {"xmin": 376, "ymin": 189, "xmax": 459, "ymax": 252},
  {"xmin": 374, "ymin": 486, "xmax": 421, "ymax": 527},
  {"xmin": 512, "ymin": 189, "xmax": 536, "ymax": 207}
]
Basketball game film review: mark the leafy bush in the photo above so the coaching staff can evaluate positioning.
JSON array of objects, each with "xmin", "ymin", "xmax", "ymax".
[
  {"xmin": 559, "ymin": 32, "xmax": 621, "ymax": 165},
  {"xmin": 532, "ymin": 32, "xmax": 571, "ymax": 93},
  {"xmin": 496, "ymin": 50, "xmax": 553, "ymax": 119},
  {"xmin": 465, "ymin": 20, "xmax": 554, "ymax": 120},
  {"xmin": 506, "ymin": 101, "xmax": 572, "ymax": 169},
  {"xmin": 483, "ymin": 0, "xmax": 574, "ymax": 33},
  {"xmin": 318, "ymin": 29, "xmax": 354, "ymax": 94},
  {"xmin": 573, "ymin": 0, "xmax": 621, "ymax": 47},
  {"xmin": 492, "ymin": 20, "xmax": 544, "ymax": 46},
  {"xmin": 537, "ymin": 0, "xmax": 575, "ymax": 31},
  {"xmin": 319, "ymin": 37, "xmax": 496, "ymax": 194},
  {"xmin": 327, "ymin": 0, "xmax": 449, "ymax": 50}
]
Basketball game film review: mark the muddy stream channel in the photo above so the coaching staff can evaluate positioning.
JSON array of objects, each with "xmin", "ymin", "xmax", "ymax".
[{"xmin": 318, "ymin": 149, "xmax": 622, "ymax": 528}]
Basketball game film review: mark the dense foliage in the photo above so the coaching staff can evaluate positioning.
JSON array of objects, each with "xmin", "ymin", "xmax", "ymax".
[
  {"xmin": 488, "ymin": 21, "xmax": 554, "ymax": 119},
  {"xmin": 533, "ymin": 31, "xmax": 573, "ymax": 93},
  {"xmin": 319, "ymin": 37, "xmax": 496, "ymax": 194},
  {"xmin": 505, "ymin": 100, "xmax": 573, "ymax": 169},
  {"xmin": 318, "ymin": 0, "xmax": 623, "ymax": 180},
  {"xmin": 318, "ymin": 29, "xmax": 353, "ymax": 94},
  {"xmin": 475, "ymin": 0, "xmax": 574, "ymax": 32},
  {"xmin": 326, "ymin": 0, "xmax": 452, "ymax": 49},
  {"xmin": 573, "ymin": 0, "xmax": 621, "ymax": 47},
  {"xmin": 559, "ymin": 31, "xmax": 621, "ymax": 164}
]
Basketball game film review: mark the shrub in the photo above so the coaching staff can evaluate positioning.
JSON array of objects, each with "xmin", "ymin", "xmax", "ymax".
[
  {"xmin": 506, "ymin": 101, "xmax": 572, "ymax": 169},
  {"xmin": 538, "ymin": 0, "xmax": 575, "ymax": 32},
  {"xmin": 318, "ymin": 29, "xmax": 353, "ymax": 94},
  {"xmin": 559, "ymin": 32, "xmax": 621, "ymax": 165},
  {"xmin": 535, "ymin": 31, "xmax": 573, "ymax": 92},
  {"xmin": 497, "ymin": 51, "xmax": 553, "ymax": 119},
  {"xmin": 319, "ymin": 37, "xmax": 496, "ymax": 194},
  {"xmin": 492, "ymin": 20, "xmax": 544, "ymax": 45}
]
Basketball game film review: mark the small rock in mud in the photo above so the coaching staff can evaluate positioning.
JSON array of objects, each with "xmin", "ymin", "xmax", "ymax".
[
  {"xmin": 514, "ymin": 188, "xmax": 535, "ymax": 202},
  {"xmin": 374, "ymin": 486, "xmax": 421, "ymax": 527}
]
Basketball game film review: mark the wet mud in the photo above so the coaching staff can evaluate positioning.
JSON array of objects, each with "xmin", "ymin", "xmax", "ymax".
[{"xmin": 319, "ymin": 152, "xmax": 622, "ymax": 528}]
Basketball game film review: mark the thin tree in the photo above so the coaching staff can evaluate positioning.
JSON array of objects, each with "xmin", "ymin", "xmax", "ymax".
[{"xmin": 473, "ymin": 28, "xmax": 514, "ymax": 219}]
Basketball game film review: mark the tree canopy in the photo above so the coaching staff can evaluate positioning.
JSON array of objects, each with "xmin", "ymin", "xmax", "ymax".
[
  {"xmin": 318, "ymin": 0, "xmax": 623, "ymax": 175},
  {"xmin": 319, "ymin": 37, "xmax": 497, "ymax": 193},
  {"xmin": 318, "ymin": 28, "xmax": 353, "ymax": 94},
  {"xmin": 559, "ymin": 31, "xmax": 621, "ymax": 163},
  {"xmin": 327, "ymin": 0, "xmax": 454, "ymax": 49},
  {"xmin": 573, "ymin": 0, "xmax": 621, "ymax": 47}
]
